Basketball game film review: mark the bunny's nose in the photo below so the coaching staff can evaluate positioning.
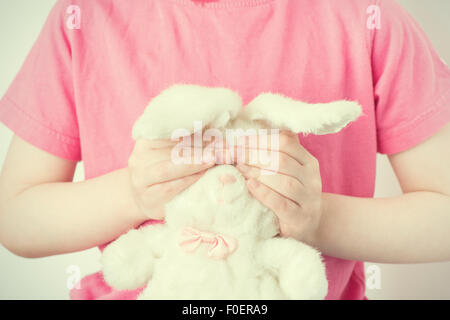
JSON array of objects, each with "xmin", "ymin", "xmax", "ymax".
[{"xmin": 219, "ymin": 174, "xmax": 236, "ymax": 186}]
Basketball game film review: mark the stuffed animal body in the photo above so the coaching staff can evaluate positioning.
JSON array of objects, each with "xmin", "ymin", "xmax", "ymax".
[{"xmin": 101, "ymin": 84, "xmax": 362, "ymax": 300}]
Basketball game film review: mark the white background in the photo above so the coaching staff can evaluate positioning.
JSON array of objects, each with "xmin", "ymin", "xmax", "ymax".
[{"xmin": 0, "ymin": 0, "xmax": 449, "ymax": 299}]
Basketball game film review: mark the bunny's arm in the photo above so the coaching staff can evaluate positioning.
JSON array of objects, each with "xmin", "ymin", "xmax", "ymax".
[
  {"xmin": 101, "ymin": 223, "xmax": 169, "ymax": 290},
  {"xmin": 255, "ymin": 237, "xmax": 328, "ymax": 299}
]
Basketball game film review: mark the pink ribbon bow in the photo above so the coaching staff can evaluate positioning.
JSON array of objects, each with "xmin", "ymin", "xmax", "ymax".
[{"xmin": 178, "ymin": 227, "xmax": 238, "ymax": 259}]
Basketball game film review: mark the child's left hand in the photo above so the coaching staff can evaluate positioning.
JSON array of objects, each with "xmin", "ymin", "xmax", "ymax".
[{"xmin": 234, "ymin": 131, "xmax": 323, "ymax": 245}]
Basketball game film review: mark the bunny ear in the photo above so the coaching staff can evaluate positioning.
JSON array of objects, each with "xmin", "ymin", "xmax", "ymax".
[
  {"xmin": 132, "ymin": 84, "xmax": 242, "ymax": 140},
  {"xmin": 239, "ymin": 93, "xmax": 362, "ymax": 135}
]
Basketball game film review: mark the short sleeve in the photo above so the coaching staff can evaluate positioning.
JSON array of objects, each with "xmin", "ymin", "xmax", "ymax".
[
  {"xmin": 0, "ymin": 1, "xmax": 81, "ymax": 161},
  {"xmin": 372, "ymin": 0, "xmax": 450, "ymax": 155}
]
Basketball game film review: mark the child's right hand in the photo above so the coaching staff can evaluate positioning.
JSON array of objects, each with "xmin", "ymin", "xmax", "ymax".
[{"xmin": 127, "ymin": 137, "xmax": 215, "ymax": 220}]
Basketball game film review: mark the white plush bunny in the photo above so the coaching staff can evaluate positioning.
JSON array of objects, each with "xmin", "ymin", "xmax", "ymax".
[{"xmin": 101, "ymin": 84, "xmax": 362, "ymax": 299}]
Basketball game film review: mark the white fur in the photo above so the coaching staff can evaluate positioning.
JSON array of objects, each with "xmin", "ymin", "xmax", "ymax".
[
  {"xmin": 132, "ymin": 84, "xmax": 242, "ymax": 140},
  {"xmin": 238, "ymin": 93, "xmax": 362, "ymax": 135},
  {"xmin": 102, "ymin": 84, "xmax": 362, "ymax": 300}
]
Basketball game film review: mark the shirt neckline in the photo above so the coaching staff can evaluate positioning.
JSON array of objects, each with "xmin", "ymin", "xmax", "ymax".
[{"xmin": 169, "ymin": 0, "xmax": 275, "ymax": 9}]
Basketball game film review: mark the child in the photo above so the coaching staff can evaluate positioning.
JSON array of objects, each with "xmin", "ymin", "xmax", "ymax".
[{"xmin": 0, "ymin": 0, "xmax": 449, "ymax": 300}]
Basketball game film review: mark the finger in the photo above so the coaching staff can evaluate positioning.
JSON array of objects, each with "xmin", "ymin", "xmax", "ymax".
[
  {"xmin": 133, "ymin": 144, "xmax": 216, "ymax": 169},
  {"xmin": 277, "ymin": 131, "xmax": 317, "ymax": 166},
  {"xmin": 137, "ymin": 159, "xmax": 214, "ymax": 187},
  {"xmin": 136, "ymin": 133, "xmax": 214, "ymax": 151},
  {"xmin": 130, "ymin": 135, "xmax": 217, "ymax": 172},
  {"xmin": 132, "ymin": 136, "xmax": 212, "ymax": 161},
  {"xmin": 224, "ymin": 132, "xmax": 316, "ymax": 166},
  {"xmin": 246, "ymin": 178, "xmax": 299, "ymax": 223},
  {"xmin": 140, "ymin": 171, "xmax": 206, "ymax": 215},
  {"xmin": 231, "ymin": 149, "xmax": 306, "ymax": 183},
  {"xmin": 237, "ymin": 164, "xmax": 305, "ymax": 205}
]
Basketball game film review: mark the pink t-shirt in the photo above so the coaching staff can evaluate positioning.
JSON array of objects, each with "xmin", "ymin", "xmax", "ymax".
[{"xmin": 1, "ymin": 0, "xmax": 450, "ymax": 300}]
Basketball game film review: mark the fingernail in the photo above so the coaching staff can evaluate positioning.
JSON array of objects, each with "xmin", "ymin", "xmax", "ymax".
[{"xmin": 247, "ymin": 179, "xmax": 259, "ymax": 188}]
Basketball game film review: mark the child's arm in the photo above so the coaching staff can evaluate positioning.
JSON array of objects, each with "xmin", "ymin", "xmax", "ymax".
[
  {"xmin": 238, "ymin": 124, "xmax": 450, "ymax": 264},
  {"xmin": 315, "ymin": 123, "xmax": 450, "ymax": 263},
  {"xmin": 0, "ymin": 135, "xmax": 142, "ymax": 258},
  {"xmin": 0, "ymin": 135, "xmax": 212, "ymax": 258}
]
